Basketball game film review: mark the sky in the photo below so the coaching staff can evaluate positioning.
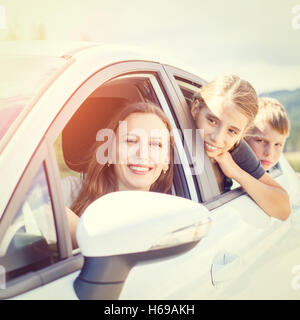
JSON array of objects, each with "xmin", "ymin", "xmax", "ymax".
[{"xmin": 0, "ymin": 0, "xmax": 300, "ymax": 93}]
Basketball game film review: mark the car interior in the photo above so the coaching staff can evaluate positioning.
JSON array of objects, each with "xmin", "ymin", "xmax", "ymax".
[{"xmin": 62, "ymin": 76, "xmax": 160, "ymax": 173}]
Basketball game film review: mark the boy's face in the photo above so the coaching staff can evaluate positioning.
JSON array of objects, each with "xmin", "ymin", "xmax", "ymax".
[{"xmin": 246, "ymin": 123, "xmax": 288, "ymax": 171}]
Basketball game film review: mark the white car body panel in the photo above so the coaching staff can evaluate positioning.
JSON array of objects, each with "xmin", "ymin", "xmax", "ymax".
[
  {"xmin": 13, "ymin": 271, "xmax": 80, "ymax": 300},
  {"xmin": 118, "ymin": 198, "xmax": 284, "ymax": 299}
]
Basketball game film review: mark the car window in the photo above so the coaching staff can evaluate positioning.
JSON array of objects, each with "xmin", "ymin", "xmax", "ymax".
[
  {"xmin": 52, "ymin": 72, "xmax": 195, "ymax": 240},
  {"xmin": 0, "ymin": 164, "xmax": 58, "ymax": 282},
  {"xmin": 175, "ymin": 77, "xmax": 201, "ymax": 108}
]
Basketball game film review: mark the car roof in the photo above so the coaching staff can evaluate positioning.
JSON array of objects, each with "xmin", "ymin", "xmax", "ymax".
[
  {"xmin": 0, "ymin": 40, "xmax": 158, "ymax": 62},
  {"xmin": 0, "ymin": 40, "xmax": 195, "ymax": 73}
]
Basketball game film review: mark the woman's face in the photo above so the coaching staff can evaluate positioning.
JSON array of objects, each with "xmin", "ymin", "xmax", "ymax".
[
  {"xmin": 114, "ymin": 112, "xmax": 170, "ymax": 191},
  {"xmin": 192, "ymin": 95, "xmax": 249, "ymax": 158}
]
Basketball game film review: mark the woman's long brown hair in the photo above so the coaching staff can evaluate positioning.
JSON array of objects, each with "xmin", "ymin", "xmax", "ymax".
[{"xmin": 71, "ymin": 101, "xmax": 174, "ymax": 216}]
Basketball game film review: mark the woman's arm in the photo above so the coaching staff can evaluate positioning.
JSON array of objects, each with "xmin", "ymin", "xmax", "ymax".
[
  {"xmin": 66, "ymin": 207, "xmax": 79, "ymax": 248},
  {"xmin": 215, "ymin": 152, "xmax": 291, "ymax": 220}
]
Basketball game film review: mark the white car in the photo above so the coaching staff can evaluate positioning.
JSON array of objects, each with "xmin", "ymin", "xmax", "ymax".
[{"xmin": 0, "ymin": 41, "xmax": 300, "ymax": 300}]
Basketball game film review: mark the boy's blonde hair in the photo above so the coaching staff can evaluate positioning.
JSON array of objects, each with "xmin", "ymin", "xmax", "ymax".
[{"xmin": 247, "ymin": 97, "xmax": 290, "ymax": 137}]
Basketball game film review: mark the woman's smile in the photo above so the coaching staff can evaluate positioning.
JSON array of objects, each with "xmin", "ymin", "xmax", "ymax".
[{"xmin": 127, "ymin": 164, "xmax": 154, "ymax": 175}]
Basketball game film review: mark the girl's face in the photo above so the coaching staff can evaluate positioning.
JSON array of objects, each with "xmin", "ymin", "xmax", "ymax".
[
  {"xmin": 114, "ymin": 112, "xmax": 170, "ymax": 191},
  {"xmin": 245, "ymin": 123, "xmax": 287, "ymax": 171},
  {"xmin": 192, "ymin": 96, "xmax": 249, "ymax": 158}
]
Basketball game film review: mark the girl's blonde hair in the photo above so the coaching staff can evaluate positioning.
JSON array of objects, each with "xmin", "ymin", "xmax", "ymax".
[
  {"xmin": 194, "ymin": 74, "xmax": 259, "ymax": 129},
  {"xmin": 246, "ymin": 97, "xmax": 290, "ymax": 137}
]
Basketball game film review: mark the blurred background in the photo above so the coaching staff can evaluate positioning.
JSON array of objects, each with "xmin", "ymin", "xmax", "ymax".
[{"xmin": 0, "ymin": 0, "xmax": 299, "ymax": 170}]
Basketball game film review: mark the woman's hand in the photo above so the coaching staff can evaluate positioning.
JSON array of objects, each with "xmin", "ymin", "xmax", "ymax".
[{"xmin": 214, "ymin": 152, "xmax": 241, "ymax": 180}]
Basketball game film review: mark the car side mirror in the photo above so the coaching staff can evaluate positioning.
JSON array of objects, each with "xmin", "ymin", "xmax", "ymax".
[{"xmin": 73, "ymin": 191, "xmax": 211, "ymax": 300}]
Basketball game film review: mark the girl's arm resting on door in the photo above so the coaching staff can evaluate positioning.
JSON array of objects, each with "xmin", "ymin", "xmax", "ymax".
[{"xmin": 215, "ymin": 152, "xmax": 291, "ymax": 221}]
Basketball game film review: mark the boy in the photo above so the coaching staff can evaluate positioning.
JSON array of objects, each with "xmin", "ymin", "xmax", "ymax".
[{"xmin": 245, "ymin": 97, "xmax": 290, "ymax": 171}]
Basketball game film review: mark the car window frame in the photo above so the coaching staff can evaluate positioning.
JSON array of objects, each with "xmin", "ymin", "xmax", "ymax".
[
  {"xmin": 45, "ymin": 60, "xmax": 202, "ymax": 271},
  {"xmin": 45, "ymin": 61, "xmax": 201, "ymax": 257},
  {"xmin": 46, "ymin": 61, "xmax": 199, "ymax": 202}
]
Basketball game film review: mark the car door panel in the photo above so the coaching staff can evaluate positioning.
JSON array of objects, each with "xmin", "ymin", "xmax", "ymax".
[
  {"xmin": 13, "ymin": 271, "xmax": 79, "ymax": 300},
  {"xmin": 118, "ymin": 194, "xmax": 290, "ymax": 300}
]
